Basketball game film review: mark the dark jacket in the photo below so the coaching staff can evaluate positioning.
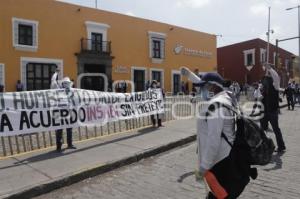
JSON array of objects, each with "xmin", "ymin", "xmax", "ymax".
[
  {"xmin": 284, "ymin": 87, "xmax": 294, "ymax": 98},
  {"xmin": 261, "ymin": 76, "xmax": 279, "ymax": 113}
]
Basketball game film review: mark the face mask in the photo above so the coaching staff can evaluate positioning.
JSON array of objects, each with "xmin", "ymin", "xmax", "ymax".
[{"xmin": 201, "ymin": 87, "xmax": 214, "ymax": 101}]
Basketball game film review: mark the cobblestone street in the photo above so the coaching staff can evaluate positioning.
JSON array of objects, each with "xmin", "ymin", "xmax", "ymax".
[{"xmin": 34, "ymin": 106, "xmax": 300, "ymax": 199}]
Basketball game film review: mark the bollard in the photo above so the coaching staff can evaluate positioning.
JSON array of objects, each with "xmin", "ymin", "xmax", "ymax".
[
  {"xmin": 48, "ymin": 131, "xmax": 53, "ymax": 146},
  {"xmin": 14, "ymin": 135, "xmax": 20, "ymax": 154},
  {"xmin": 1, "ymin": 137, "xmax": 6, "ymax": 156},
  {"xmin": 36, "ymin": 134, "xmax": 41, "ymax": 149},
  {"xmin": 42, "ymin": 132, "xmax": 47, "ymax": 148},
  {"xmin": 8, "ymin": 136, "xmax": 14, "ymax": 156}
]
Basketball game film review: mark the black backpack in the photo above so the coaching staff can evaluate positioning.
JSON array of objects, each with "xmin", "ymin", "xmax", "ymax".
[{"xmin": 220, "ymin": 104, "xmax": 275, "ymax": 166}]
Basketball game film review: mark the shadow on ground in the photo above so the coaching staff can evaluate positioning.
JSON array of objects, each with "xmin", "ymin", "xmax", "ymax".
[{"xmin": 0, "ymin": 126, "xmax": 160, "ymax": 170}]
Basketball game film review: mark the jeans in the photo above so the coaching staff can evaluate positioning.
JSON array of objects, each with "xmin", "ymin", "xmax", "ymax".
[
  {"xmin": 151, "ymin": 114, "xmax": 162, "ymax": 126},
  {"xmin": 287, "ymin": 97, "xmax": 294, "ymax": 110},
  {"xmin": 55, "ymin": 128, "xmax": 73, "ymax": 149},
  {"xmin": 261, "ymin": 111, "xmax": 286, "ymax": 149}
]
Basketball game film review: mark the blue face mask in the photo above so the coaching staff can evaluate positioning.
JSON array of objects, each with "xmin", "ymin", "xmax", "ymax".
[
  {"xmin": 201, "ymin": 87, "xmax": 210, "ymax": 101},
  {"xmin": 201, "ymin": 86, "xmax": 215, "ymax": 101}
]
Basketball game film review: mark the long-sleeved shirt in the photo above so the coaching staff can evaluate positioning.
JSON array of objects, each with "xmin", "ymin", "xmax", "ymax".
[
  {"xmin": 253, "ymin": 88, "xmax": 262, "ymax": 100},
  {"xmin": 50, "ymin": 72, "xmax": 61, "ymax": 89},
  {"xmin": 197, "ymin": 91, "xmax": 236, "ymax": 171}
]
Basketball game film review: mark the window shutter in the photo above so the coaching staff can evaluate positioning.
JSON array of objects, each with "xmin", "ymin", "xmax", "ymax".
[
  {"xmin": 160, "ymin": 39, "xmax": 165, "ymax": 59},
  {"xmin": 13, "ymin": 21, "xmax": 19, "ymax": 45},
  {"xmin": 21, "ymin": 61, "xmax": 27, "ymax": 90},
  {"xmin": 244, "ymin": 53, "xmax": 247, "ymax": 66},
  {"xmin": 149, "ymin": 38, "xmax": 153, "ymax": 58},
  {"xmin": 0, "ymin": 64, "xmax": 5, "ymax": 86},
  {"xmin": 32, "ymin": 23, "xmax": 37, "ymax": 46}
]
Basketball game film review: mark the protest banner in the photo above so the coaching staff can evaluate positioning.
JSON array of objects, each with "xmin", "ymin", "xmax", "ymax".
[{"xmin": 0, "ymin": 88, "xmax": 164, "ymax": 136}]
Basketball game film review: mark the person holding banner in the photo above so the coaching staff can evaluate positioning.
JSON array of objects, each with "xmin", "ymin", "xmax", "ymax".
[
  {"xmin": 51, "ymin": 75, "xmax": 76, "ymax": 152},
  {"xmin": 150, "ymin": 80, "xmax": 163, "ymax": 127}
]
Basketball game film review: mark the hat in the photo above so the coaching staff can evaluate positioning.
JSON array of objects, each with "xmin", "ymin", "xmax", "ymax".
[
  {"xmin": 62, "ymin": 77, "xmax": 72, "ymax": 83},
  {"xmin": 151, "ymin": 80, "xmax": 158, "ymax": 84},
  {"xmin": 61, "ymin": 77, "xmax": 73, "ymax": 88},
  {"xmin": 197, "ymin": 72, "xmax": 224, "ymax": 88}
]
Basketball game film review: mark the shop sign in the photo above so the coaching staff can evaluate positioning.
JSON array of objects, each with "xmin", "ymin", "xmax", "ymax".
[
  {"xmin": 173, "ymin": 44, "xmax": 212, "ymax": 58},
  {"xmin": 115, "ymin": 66, "xmax": 129, "ymax": 73}
]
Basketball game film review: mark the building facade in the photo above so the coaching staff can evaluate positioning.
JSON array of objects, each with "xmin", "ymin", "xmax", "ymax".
[
  {"xmin": 0, "ymin": 0, "xmax": 216, "ymax": 93},
  {"xmin": 217, "ymin": 38, "xmax": 295, "ymax": 87}
]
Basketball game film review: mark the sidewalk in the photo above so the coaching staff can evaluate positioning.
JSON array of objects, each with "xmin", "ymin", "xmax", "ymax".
[{"xmin": 0, "ymin": 119, "xmax": 197, "ymax": 199}]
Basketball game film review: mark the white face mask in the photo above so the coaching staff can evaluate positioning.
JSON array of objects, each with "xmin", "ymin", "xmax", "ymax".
[
  {"xmin": 62, "ymin": 82, "xmax": 72, "ymax": 89},
  {"xmin": 201, "ymin": 87, "xmax": 214, "ymax": 101}
]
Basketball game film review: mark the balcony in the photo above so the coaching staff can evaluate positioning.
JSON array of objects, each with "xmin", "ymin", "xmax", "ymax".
[{"xmin": 80, "ymin": 38, "xmax": 111, "ymax": 55}]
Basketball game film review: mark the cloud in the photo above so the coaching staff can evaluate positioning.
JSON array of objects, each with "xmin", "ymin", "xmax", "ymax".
[
  {"xmin": 176, "ymin": 0, "xmax": 211, "ymax": 8},
  {"xmin": 125, "ymin": 11, "xmax": 135, "ymax": 16},
  {"xmin": 250, "ymin": 3, "xmax": 268, "ymax": 16}
]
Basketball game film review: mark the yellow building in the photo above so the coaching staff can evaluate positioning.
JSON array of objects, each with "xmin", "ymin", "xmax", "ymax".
[{"xmin": 0, "ymin": 0, "xmax": 216, "ymax": 93}]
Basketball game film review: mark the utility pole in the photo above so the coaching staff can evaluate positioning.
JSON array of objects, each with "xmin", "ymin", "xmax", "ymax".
[
  {"xmin": 267, "ymin": 7, "xmax": 271, "ymax": 64},
  {"xmin": 95, "ymin": 0, "xmax": 98, "ymax": 8},
  {"xmin": 286, "ymin": 5, "xmax": 300, "ymax": 74}
]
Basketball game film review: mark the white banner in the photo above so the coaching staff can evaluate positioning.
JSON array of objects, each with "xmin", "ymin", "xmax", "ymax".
[{"xmin": 0, "ymin": 88, "xmax": 164, "ymax": 136}]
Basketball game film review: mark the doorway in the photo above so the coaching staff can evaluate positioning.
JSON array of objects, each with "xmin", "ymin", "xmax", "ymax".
[{"xmin": 81, "ymin": 64, "xmax": 106, "ymax": 91}]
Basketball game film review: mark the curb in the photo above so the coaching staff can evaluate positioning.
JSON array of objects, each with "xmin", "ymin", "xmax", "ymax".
[{"xmin": 3, "ymin": 135, "xmax": 196, "ymax": 199}]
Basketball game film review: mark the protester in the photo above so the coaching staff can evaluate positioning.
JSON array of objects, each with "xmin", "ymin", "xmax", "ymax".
[
  {"xmin": 230, "ymin": 81, "xmax": 241, "ymax": 101},
  {"xmin": 16, "ymin": 80, "xmax": 24, "ymax": 92},
  {"xmin": 50, "ymin": 66, "xmax": 61, "ymax": 89},
  {"xmin": 181, "ymin": 81, "xmax": 186, "ymax": 94},
  {"xmin": 294, "ymin": 83, "xmax": 300, "ymax": 105},
  {"xmin": 180, "ymin": 67, "xmax": 252, "ymax": 198},
  {"xmin": 223, "ymin": 79, "xmax": 232, "ymax": 91},
  {"xmin": 283, "ymin": 83, "xmax": 295, "ymax": 110},
  {"xmin": 145, "ymin": 80, "xmax": 150, "ymax": 90},
  {"xmin": 149, "ymin": 80, "xmax": 162, "ymax": 127},
  {"xmin": 0, "ymin": 84, "xmax": 4, "ymax": 92},
  {"xmin": 244, "ymin": 83, "xmax": 249, "ymax": 96},
  {"xmin": 194, "ymin": 73, "xmax": 251, "ymax": 198},
  {"xmin": 250, "ymin": 83, "xmax": 263, "ymax": 116},
  {"xmin": 260, "ymin": 64, "xmax": 286, "ymax": 153},
  {"xmin": 50, "ymin": 74, "xmax": 76, "ymax": 152}
]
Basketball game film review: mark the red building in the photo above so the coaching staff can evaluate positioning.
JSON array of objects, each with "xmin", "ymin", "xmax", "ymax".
[{"xmin": 217, "ymin": 38, "xmax": 295, "ymax": 87}]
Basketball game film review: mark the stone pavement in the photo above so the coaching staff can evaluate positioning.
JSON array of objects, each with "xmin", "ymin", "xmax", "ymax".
[
  {"xmin": 0, "ymin": 119, "xmax": 196, "ymax": 199},
  {"xmin": 34, "ymin": 105, "xmax": 300, "ymax": 199}
]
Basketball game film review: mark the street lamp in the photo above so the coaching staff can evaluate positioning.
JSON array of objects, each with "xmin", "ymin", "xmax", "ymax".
[{"xmin": 286, "ymin": 5, "xmax": 300, "ymax": 63}]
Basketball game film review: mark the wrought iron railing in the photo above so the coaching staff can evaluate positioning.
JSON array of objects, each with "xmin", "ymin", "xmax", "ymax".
[{"xmin": 80, "ymin": 38, "xmax": 111, "ymax": 54}]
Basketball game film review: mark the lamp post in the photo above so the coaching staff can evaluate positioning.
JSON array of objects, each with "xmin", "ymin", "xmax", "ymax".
[
  {"xmin": 286, "ymin": 5, "xmax": 300, "ymax": 69},
  {"xmin": 267, "ymin": 7, "xmax": 271, "ymax": 64}
]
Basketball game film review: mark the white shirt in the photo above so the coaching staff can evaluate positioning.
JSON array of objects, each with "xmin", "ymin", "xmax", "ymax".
[
  {"xmin": 50, "ymin": 72, "xmax": 61, "ymax": 89},
  {"xmin": 253, "ymin": 88, "xmax": 262, "ymax": 100},
  {"xmin": 197, "ymin": 91, "xmax": 236, "ymax": 171},
  {"xmin": 266, "ymin": 67, "xmax": 280, "ymax": 91}
]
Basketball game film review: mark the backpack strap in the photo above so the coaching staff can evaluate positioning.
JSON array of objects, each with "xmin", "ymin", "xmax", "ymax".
[
  {"xmin": 204, "ymin": 102, "xmax": 236, "ymax": 148},
  {"xmin": 221, "ymin": 132, "xmax": 233, "ymax": 148}
]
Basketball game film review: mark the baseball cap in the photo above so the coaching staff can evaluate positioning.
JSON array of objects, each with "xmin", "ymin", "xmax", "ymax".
[{"xmin": 197, "ymin": 72, "xmax": 224, "ymax": 88}]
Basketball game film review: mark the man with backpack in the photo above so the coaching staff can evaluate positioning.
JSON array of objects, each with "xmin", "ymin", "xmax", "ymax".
[
  {"xmin": 194, "ymin": 72, "xmax": 253, "ymax": 199},
  {"xmin": 180, "ymin": 67, "xmax": 275, "ymax": 198}
]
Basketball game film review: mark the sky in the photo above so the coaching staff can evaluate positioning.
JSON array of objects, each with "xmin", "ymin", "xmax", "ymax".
[{"xmin": 59, "ymin": 0, "xmax": 300, "ymax": 55}]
